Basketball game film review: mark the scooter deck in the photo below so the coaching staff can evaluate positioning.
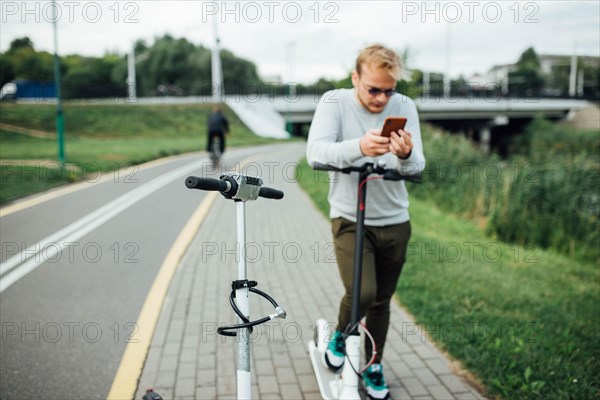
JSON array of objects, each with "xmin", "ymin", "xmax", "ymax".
[{"xmin": 308, "ymin": 340, "xmax": 338, "ymax": 400}]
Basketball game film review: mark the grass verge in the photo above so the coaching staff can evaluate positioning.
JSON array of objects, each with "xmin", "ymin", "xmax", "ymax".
[
  {"xmin": 295, "ymin": 158, "xmax": 599, "ymax": 400},
  {"xmin": 0, "ymin": 102, "xmax": 283, "ymax": 204}
]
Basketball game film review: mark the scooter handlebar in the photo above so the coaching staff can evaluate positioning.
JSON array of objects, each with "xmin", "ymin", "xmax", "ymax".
[
  {"xmin": 311, "ymin": 162, "xmax": 421, "ymax": 183},
  {"xmin": 186, "ymin": 175, "xmax": 284, "ymax": 200},
  {"xmin": 312, "ymin": 162, "xmax": 355, "ymax": 173}
]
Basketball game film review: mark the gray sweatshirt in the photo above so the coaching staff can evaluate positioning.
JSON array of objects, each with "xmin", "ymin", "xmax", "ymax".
[{"xmin": 306, "ymin": 89, "xmax": 426, "ymax": 226}]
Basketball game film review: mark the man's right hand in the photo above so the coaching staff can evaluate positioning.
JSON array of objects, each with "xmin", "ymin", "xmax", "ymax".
[{"xmin": 359, "ymin": 129, "xmax": 391, "ymax": 156}]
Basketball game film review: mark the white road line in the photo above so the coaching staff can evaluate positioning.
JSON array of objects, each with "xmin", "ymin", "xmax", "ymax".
[
  {"xmin": 0, "ymin": 158, "xmax": 209, "ymax": 293},
  {"xmin": 0, "ymin": 152, "xmax": 206, "ymax": 218}
]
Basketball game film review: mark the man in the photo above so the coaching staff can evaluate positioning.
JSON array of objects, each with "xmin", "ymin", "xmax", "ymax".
[
  {"xmin": 206, "ymin": 106, "xmax": 229, "ymax": 156},
  {"xmin": 306, "ymin": 44, "xmax": 426, "ymax": 400}
]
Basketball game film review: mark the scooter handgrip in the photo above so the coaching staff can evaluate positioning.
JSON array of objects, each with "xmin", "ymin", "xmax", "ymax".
[
  {"xmin": 382, "ymin": 171, "xmax": 422, "ymax": 183},
  {"xmin": 258, "ymin": 186, "xmax": 284, "ymax": 200},
  {"xmin": 312, "ymin": 162, "xmax": 339, "ymax": 172},
  {"xmin": 185, "ymin": 176, "xmax": 227, "ymax": 191},
  {"xmin": 402, "ymin": 173, "xmax": 422, "ymax": 183}
]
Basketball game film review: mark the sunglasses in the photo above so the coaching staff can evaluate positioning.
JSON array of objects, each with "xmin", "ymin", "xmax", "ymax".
[{"xmin": 361, "ymin": 82, "xmax": 397, "ymax": 97}]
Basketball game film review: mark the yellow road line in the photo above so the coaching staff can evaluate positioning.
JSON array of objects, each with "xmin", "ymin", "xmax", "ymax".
[
  {"xmin": 106, "ymin": 190, "xmax": 219, "ymax": 400},
  {"xmin": 106, "ymin": 154, "xmax": 274, "ymax": 399}
]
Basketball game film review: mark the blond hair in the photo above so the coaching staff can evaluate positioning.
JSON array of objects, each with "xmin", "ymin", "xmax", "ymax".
[{"xmin": 355, "ymin": 44, "xmax": 403, "ymax": 80}]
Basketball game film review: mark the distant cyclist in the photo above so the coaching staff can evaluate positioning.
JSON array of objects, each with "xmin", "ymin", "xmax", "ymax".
[{"xmin": 206, "ymin": 106, "xmax": 229, "ymax": 160}]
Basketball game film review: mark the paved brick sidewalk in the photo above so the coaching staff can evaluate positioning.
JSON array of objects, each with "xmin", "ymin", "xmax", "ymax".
[{"xmin": 135, "ymin": 143, "xmax": 485, "ymax": 400}]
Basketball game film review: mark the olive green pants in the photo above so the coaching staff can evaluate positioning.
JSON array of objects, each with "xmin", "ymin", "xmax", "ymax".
[{"xmin": 332, "ymin": 217, "xmax": 411, "ymax": 363}]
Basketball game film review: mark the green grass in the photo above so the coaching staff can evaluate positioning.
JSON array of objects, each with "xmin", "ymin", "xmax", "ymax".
[
  {"xmin": 410, "ymin": 124, "xmax": 599, "ymax": 264},
  {"xmin": 0, "ymin": 102, "xmax": 250, "ymax": 138},
  {"xmin": 294, "ymin": 159, "xmax": 332, "ymax": 215},
  {"xmin": 295, "ymin": 159, "xmax": 600, "ymax": 400},
  {"xmin": 0, "ymin": 163, "xmax": 73, "ymax": 204},
  {"xmin": 0, "ymin": 102, "xmax": 283, "ymax": 204}
]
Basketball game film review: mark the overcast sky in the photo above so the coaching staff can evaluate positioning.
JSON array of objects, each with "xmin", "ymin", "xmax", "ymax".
[{"xmin": 1, "ymin": 1, "xmax": 599, "ymax": 84}]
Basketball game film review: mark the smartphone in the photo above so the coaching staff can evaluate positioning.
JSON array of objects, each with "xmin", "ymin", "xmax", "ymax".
[{"xmin": 381, "ymin": 117, "xmax": 407, "ymax": 137}]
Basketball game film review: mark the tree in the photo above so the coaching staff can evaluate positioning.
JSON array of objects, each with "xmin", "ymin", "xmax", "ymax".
[
  {"xmin": 0, "ymin": 57, "xmax": 15, "ymax": 86},
  {"xmin": 9, "ymin": 47, "xmax": 54, "ymax": 81},
  {"xmin": 581, "ymin": 60, "xmax": 600, "ymax": 99},
  {"xmin": 9, "ymin": 37, "xmax": 33, "ymax": 52},
  {"xmin": 404, "ymin": 69, "xmax": 423, "ymax": 97},
  {"xmin": 547, "ymin": 63, "xmax": 570, "ymax": 96},
  {"xmin": 335, "ymin": 74, "xmax": 352, "ymax": 89},
  {"xmin": 220, "ymin": 49, "xmax": 261, "ymax": 94},
  {"xmin": 62, "ymin": 53, "xmax": 126, "ymax": 98},
  {"xmin": 509, "ymin": 47, "xmax": 545, "ymax": 96},
  {"xmin": 133, "ymin": 35, "xmax": 206, "ymax": 96},
  {"xmin": 0, "ymin": 35, "xmax": 303, "ymax": 98},
  {"xmin": 1, "ymin": 37, "xmax": 52, "ymax": 85},
  {"xmin": 133, "ymin": 34, "xmax": 262, "ymax": 96},
  {"xmin": 517, "ymin": 47, "xmax": 541, "ymax": 70}
]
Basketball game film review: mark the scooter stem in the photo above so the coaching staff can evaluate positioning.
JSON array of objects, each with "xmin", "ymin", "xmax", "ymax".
[
  {"xmin": 349, "ymin": 169, "xmax": 369, "ymax": 335},
  {"xmin": 235, "ymin": 200, "xmax": 251, "ymax": 399}
]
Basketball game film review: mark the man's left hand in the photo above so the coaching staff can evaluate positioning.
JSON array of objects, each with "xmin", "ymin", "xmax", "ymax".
[{"xmin": 389, "ymin": 130, "xmax": 413, "ymax": 159}]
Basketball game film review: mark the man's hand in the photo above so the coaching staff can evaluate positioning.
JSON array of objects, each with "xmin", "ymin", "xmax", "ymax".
[
  {"xmin": 389, "ymin": 130, "xmax": 413, "ymax": 159},
  {"xmin": 360, "ymin": 129, "xmax": 391, "ymax": 156}
]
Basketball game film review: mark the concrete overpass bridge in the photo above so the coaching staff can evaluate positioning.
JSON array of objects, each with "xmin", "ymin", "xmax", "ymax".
[
  {"xmin": 225, "ymin": 94, "xmax": 593, "ymax": 153},
  {"xmin": 85, "ymin": 94, "xmax": 592, "ymax": 154}
]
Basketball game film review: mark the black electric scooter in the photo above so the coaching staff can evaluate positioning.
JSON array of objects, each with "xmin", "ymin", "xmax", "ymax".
[{"xmin": 308, "ymin": 160, "xmax": 421, "ymax": 399}]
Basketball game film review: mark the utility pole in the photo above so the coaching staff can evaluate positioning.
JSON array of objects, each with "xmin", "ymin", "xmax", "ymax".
[
  {"xmin": 423, "ymin": 71, "xmax": 430, "ymax": 98},
  {"xmin": 212, "ymin": 16, "xmax": 223, "ymax": 103},
  {"xmin": 127, "ymin": 47, "xmax": 137, "ymax": 101},
  {"xmin": 286, "ymin": 41, "xmax": 295, "ymax": 134},
  {"xmin": 443, "ymin": 23, "xmax": 451, "ymax": 99},
  {"xmin": 52, "ymin": 0, "xmax": 65, "ymax": 166},
  {"xmin": 569, "ymin": 42, "xmax": 577, "ymax": 97}
]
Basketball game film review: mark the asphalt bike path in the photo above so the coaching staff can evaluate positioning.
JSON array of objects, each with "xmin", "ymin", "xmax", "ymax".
[{"xmin": 0, "ymin": 144, "xmax": 288, "ymax": 400}]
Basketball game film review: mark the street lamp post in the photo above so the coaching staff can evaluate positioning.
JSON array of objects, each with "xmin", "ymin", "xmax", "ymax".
[
  {"xmin": 286, "ymin": 41, "xmax": 295, "ymax": 134},
  {"xmin": 127, "ymin": 47, "xmax": 137, "ymax": 101},
  {"xmin": 443, "ymin": 23, "xmax": 451, "ymax": 99},
  {"xmin": 52, "ymin": 0, "xmax": 65, "ymax": 166},
  {"xmin": 212, "ymin": 16, "xmax": 223, "ymax": 103},
  {"xmin": 569, "ymin": 43, "xmax": 578, "ymax": 97}
]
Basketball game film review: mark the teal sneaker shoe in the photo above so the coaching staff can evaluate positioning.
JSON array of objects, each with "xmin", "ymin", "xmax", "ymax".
[
  {"xmin": 324, "ymin": 330, "xmax": 345, "ymax": 370},
  {"xmin": 363, "ymin": 363, "xmax": 392, "ymax": 400}
]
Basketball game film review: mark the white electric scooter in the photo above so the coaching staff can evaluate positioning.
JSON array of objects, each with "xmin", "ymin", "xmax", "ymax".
[
  {"xmin": 307, "ymin": 161, "xmax": 421, "ymax": 400},
  {"xmin": 186, "ymin": 173, "xmax": 287, "ymax": 400}
]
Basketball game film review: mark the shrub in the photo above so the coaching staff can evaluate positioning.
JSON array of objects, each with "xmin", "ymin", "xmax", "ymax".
[{"xmin": 412, "ymin": 121, "xmax": 599, "ymax": 263}]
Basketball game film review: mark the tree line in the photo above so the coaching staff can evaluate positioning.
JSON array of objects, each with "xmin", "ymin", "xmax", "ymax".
[
  {"xmin": 1, "ymin": 37, "xmax": 598, "ymax": 100},
  {"xmin": 2, "ymin": 37, "xmax": 128, "ymax": 99},
  {"xmin": 0, "ymin": 35, "xmax": 265, "ymax": 99}
]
